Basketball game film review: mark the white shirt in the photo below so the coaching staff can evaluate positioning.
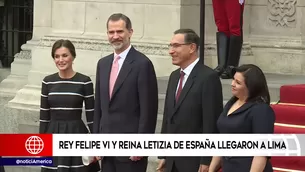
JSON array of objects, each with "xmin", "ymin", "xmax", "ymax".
[
  {"xmin": 176, "ymin": 58, "xmax": 200, "ymax": 95},
  {"xmin": 113, "ymin": 45, "xmax": 132, "ymax": 74}
]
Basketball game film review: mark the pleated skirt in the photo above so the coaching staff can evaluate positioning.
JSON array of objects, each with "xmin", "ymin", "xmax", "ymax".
[{"xmin": 41, "ymin": 119, "xmax": 100, "ymax": 172}]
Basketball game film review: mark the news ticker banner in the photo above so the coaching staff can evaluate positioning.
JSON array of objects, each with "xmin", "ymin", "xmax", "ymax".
[{"xmin": 0, "ymin": 134, "xmax": 305, "ymax": 157}]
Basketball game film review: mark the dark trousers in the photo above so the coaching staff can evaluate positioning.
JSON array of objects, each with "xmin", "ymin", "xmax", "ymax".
[
  {"xmin": 101, "ymin": 157, "xmax": 147, "ymax": 172},
  {"xmin": 171, "ymin": 163, "xmax": 179, "ymax": 172},
  {"xmin": 0, "ymin": 156, "xmax": 4, "ymax": 172},
  {"xmin": 0, "ymin": 166, "xmax": 5, "ymax": 172},
  {"xmin": 212, "ymin": 0, "xmax": 245, "ymax": 36}
]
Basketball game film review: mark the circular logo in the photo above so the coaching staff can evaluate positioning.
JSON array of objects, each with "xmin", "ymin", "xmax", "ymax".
[{"xmin": 25, "ymin": 136, "xmax": 44, "ymax": 155}]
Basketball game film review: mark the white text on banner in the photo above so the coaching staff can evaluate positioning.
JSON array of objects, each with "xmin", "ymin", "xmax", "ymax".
[{"xmin": 52, "ymin": 134, "xmax": 303, "ymax": 157}]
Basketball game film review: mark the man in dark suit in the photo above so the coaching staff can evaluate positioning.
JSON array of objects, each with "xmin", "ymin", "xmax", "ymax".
[
  {"xmin": 156, "ymin": 29, "xmax": 223, "ymax": 172},
  {"xmin": 0, "ymin": 166, "xmax": 4, "ymax": 172},
  {"xmin": 93, "ymin": 13, "xmax": 158, "ymax": 172},
  {"xmin": 0, "ymin": 156, "xmax": 4, "ymax": 172}
]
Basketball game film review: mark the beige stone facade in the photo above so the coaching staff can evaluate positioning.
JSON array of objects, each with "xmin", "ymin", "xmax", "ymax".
[
  {"xmin": 0, "ymin": 0, "xmax": 304, "ymax": 131},
  {"xmin": 0, "ymin": 0, "xmax": 304, "ymax": 171}
]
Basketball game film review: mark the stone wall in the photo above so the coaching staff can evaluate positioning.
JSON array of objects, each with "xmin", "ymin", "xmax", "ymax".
[
  {"xmin": 1, "ymin": 0, "xmax": 305, "ymax": 133},
  {"xmin": 1, "ymin": 0, "xmax": 305, "ymax": 171},
  {"xmin": 247, "ymin": 0, "xmax": 305, "ymax": 75}
]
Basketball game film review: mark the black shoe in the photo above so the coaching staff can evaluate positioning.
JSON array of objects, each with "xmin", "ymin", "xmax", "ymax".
[
  {"xmin": 214, "ymin": 65, "xmax": 224, "ymax": 76},
  {"xmin": 221, "ymin": 66, "xmax": 235, "ymax": 79},
  {"xmin": 214, "ymin": 32, "xmax": 229, "ymax": 76}
]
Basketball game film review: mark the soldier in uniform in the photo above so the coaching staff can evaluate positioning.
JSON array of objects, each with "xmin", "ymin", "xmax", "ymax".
[{"xmin": 212, "ymin": 0, "xmax": 245, "ymax": 79}]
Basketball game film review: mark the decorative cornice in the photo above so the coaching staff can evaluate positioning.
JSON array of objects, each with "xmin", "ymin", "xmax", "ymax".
[
  {"xmin": 38, "ymin": 36, "xmax": 170, "ymax": 56},
  {"xmin": 203, "ymin": 43, "xmax": 253, "ymax": 56},
  {"xmin": 14, "ymin": 50, "xmax": 31, "ymax": 59},
  {"xmin": 249, "ymin": 35, "xmax": 305, "ymax": 50},
  {"xmin": 38, "ymin": 36, "xmax": 253, "ymax": 56}
]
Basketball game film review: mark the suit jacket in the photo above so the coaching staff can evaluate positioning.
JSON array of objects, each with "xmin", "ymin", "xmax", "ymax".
[
  {"xmin": 160, "ymin": 61, "xmax": 223, "ymax": 172},
  {"xmin": 93, "ymin": 46, "xmax": 158, "ymax": 135},
  {"xmin": 0, "ymin": 156, "xmax": 4, "ymax": 172}
]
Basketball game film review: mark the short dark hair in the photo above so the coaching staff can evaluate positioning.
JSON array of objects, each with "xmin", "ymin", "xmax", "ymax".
[
  {"xmin": 51, "ymin": 39, "xmax": 76, "ymax": 59},
  {"xmin": 234, "ymin": 64, "xmax": 270, "ymax": 104},
  {"xmin": 106, "ymin": 13, "xmax": 132, "ymax": 30},
  {"xmin": 174, "ymin": 28, "xmax": 200, "ymax": 49}
]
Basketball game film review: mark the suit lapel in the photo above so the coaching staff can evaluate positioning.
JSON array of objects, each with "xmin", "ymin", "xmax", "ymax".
[
  {"xmin": 171, "ymin": 62, "xmax": 200, "ymax": 116},
  {"xmin": 101, "ymin": 55, "xmax": 113, "ymax": 105},
  {"xmin": 110, "ymin": 47, "xmax": 136, "ymax": 101},
  {"xmin": 230, "ymin": 101, "xmax": 255, "ymax": 115},
  {"xmin": 174, "ymin": 75, "xmax": 195, "ymax": 109},
  {"xmin": 167, "ymin": 71, "xmax": 180, "ymax": 113}
]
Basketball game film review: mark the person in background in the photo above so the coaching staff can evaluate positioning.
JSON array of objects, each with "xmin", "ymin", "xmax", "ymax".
[
  {"xmin": 93, "ymin": 13, "xmax": 158, "ymax": 172},
  {"xmin": 212, "ymin": 0, "xmax": 245, "ymax": 79},
  {"xmin": 39, "ymin": 39, "xmax": 100, "ymax": 172},
  {"xmin": 157, "ymin": 29, "xmax": 223, "ymax": 172},
  {"xmin": 0, "ymin": 156, "xmax": 4, "ymax": 172},
  {"xmin": 209, "ymin": 64, "xmax": 275, "ymax": 172}
]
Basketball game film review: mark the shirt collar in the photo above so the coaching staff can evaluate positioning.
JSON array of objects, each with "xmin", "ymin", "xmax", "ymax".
[
  {"xmin": 181, "ymin": 58, "xmax": 199, "ymax": 76},
  {"xmin": 114, "ymin": 45, "xmax": 132, "ymax": 60}
]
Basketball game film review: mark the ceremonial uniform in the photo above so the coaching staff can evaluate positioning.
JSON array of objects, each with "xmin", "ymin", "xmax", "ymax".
[{"xmin": 212, "ymin": 0, "xmax": 245, "ymax": 79}]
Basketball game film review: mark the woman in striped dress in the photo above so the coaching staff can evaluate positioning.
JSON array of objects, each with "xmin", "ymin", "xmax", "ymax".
[{"xmin": 39, "ymin": 39, "xmax": 100, "ymax": 172}]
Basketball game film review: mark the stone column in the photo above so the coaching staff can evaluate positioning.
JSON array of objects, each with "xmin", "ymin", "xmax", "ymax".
[
  {"xmin": 0, "ymin": 0, "xmax": 53, "ymax": 133},
  {"xmin": 299, "ymin": 0, "xmax": 305, "ymax": 66}
]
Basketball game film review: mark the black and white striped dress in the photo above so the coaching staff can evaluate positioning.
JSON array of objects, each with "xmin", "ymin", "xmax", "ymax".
[{"xmin": 39, "ymin": 72, "xmax": 99, "ymax": 172}]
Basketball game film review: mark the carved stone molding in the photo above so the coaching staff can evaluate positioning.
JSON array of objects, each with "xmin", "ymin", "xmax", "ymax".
[
  {"xmin": 204, "ymin": 43, "xmax": 253, "ymax": 56},
  {"xmin": 38, "ymin": 36, "xmax": 170, "ymax": 56},
  {"xmin": 14, "ymin": 50, "xmax": 31, "ymax": 59},
  {"xmin": 268, "ymin": 0, "xmax": 297, "ymax": 27},
  {"xmin": 38, "ymin": 36, "xmax": 253, "ymax": 56}
]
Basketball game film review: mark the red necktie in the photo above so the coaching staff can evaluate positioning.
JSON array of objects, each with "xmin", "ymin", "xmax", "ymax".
[{"xmin": 176, "ymin": 71, "xmax": 185, "ymax": 102}]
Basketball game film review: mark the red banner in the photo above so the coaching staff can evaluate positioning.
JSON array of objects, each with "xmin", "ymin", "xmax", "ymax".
[{"xmin": 0, "ymin": 134, "xmax": 52, "ymax": 156}]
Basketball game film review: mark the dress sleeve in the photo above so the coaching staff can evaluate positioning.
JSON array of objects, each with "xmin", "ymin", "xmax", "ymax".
[
  {"xmin": 251, "ymin": 103, "xmax": 275, "ymax": 161},
  {"xmin": 39, "ymin": 78, "xmax": 50, "ymax": 133},
  {"xmin": 251, "ymin": 103, "xmax": 275, "ymax": 133},
  {"xmin": 84, "ymin": 77, "xmax": 94, "ymax": 133}
]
